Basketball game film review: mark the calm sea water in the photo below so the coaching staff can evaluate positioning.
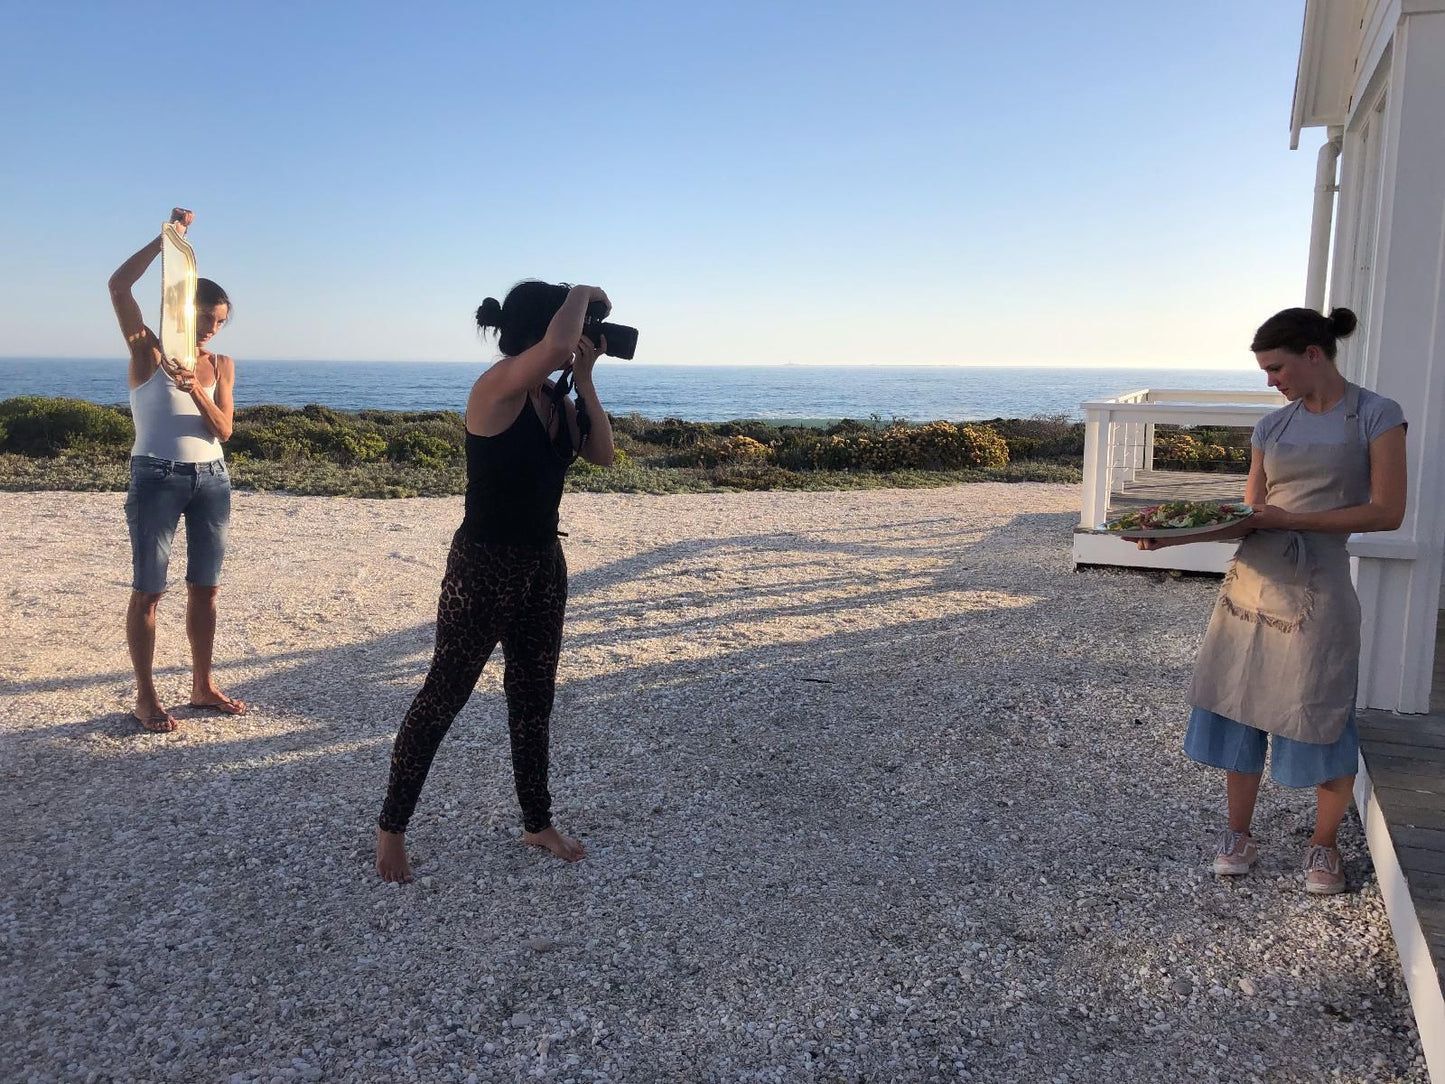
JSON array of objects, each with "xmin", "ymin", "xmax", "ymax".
[{"xmin": 0, "ymin": 357, "xmax": 1265, "ymax": 422}]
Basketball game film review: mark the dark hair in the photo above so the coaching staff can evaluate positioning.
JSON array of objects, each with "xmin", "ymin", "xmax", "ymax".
[
  {"xmin": 476, "ymin": 279, "xmax": 570, "ymax": 356},
  {"xmin": 196, "ymin": 277, "xmax": 232, "ymax": 316},
  {"xmin": 1249, "ymin": 306, "xmax": 1357, "ymax": 360}
]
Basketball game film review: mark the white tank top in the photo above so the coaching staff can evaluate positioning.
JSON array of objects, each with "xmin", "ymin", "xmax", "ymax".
[{"xmin": 129, "ymin": 365, "xmax": 225, "ymax": 462}]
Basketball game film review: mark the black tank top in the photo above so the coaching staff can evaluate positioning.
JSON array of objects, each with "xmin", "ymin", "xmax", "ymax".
[{"xmin": 462, "ymin": 398, "xmax": 570, "ymax": 547}]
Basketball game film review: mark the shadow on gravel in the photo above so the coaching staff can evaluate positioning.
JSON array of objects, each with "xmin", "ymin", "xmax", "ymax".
[{"xmin": 4, "ymin": 505, "xmax": 1416, "ymax": 1081}]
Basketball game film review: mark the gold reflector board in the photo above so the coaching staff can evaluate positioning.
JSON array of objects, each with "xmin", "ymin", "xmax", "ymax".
[{"xmin": 159, "ymin": 222, "xmax": 197, "ymax": 372}]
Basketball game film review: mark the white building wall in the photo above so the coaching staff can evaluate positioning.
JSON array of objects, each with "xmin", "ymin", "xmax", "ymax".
[{"xmin": 1326, "ymin": 9, "xmax": 1445, "ymax": 712}]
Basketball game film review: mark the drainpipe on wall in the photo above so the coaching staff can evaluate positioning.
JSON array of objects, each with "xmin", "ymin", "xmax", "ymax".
[{"xmin": 1305, "ymin": 125, "xmax": 1344, "ymax": 311}]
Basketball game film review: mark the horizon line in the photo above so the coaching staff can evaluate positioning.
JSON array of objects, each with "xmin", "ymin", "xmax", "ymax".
[{"xmin": 2, "ymin": 355, "xmax": 1253, "ymax": 372}]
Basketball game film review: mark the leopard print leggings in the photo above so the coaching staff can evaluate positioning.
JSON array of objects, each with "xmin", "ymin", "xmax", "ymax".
[{"xmin": 379, "ymin": 529, "xmax": 567, "ymax": 834}]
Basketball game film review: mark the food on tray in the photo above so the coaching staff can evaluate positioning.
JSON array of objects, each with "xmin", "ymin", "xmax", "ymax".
[{"xmin": 1105, "ymin": 500, "xmax": 1251, "ymax": 533}]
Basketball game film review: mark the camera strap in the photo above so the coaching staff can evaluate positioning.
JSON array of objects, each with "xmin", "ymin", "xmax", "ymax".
[
  {"xmin": 546, "ymin": 370, "xmax": 587, "ymax": 461},
  {"xmin": 551, "ymin": 367, "xmax": 573, "ymax": 401},
  {"xmin": 575, "ymin": 392, "xmax": 592, "ymax": 442}
]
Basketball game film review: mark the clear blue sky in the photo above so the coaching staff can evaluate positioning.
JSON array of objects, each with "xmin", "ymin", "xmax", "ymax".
[{"xmin": 1, "ymin": 1, "xmax": 1318, "ymax": 368}]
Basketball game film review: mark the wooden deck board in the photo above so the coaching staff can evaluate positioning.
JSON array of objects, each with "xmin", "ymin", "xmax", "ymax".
[
  {"xmin": 1360, "ymin": 654, "xmax": 1445, "ymax": 1029},
  {"xmin": 1108, "ymin": 469, "xmax": 1248, "ymax": 513},
  {"xmin": 1389, "ymin": 825, "xmax": 1445, "ymax": 853},
  {"xmin": 1365, "ymin": 755, "xmax": 1445, "ymax": 792},
  {"xmin": 1419, "ymin": 898, "xmax": 1445, "ymax": 935},
  {"xmin": 1398, "ymin": 847, "xmax": 1445, "ymax": 876},
  {"xmin": 1399, "ymin": 870, "xmax": 1445, "ymax": 902},
  {"xmin": 1358, "ymin": 719, "xmax": 1445, "ymax": 751},
  {"xmin": 1364, "ymin": 792, "xmax": 1445, "ymax": 832},
  {"xmin": 1368, "ymin": 745, "xmax": 1445, "ymax": 768}
]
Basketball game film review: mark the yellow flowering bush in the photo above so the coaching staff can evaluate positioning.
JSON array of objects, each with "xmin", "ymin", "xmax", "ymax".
[{"xmin": 810, "ymin": 422, "xmax": 1009, "ymax": 471}]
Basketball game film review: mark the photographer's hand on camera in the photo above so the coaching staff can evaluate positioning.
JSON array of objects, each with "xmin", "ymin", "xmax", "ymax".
[
  {"xmin": 586, "ymin": 287, "xmax": 610, "ymax": 320},
  {"xmin": 537, "ymin": 285, "xmax": 606, "ymax": 367},
  {"xmin": 571, "ymin": 332, "xmax": 615, "ymax": 467},
  {"xmin": 573, "ymin": 332, "xmax": 604, "ymax": 381}
]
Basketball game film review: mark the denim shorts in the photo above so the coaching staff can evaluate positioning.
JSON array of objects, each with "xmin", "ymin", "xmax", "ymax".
[
  {"xmin": 1184, "ymin": 706, "xmax": 1360, "ymax": 788},
  {"xmin": 124, "ymin": 456, "xmax": 231, "ymax": 594}
]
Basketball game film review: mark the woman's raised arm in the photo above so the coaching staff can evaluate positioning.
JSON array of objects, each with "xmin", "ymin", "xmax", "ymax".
[
  {"xmin": 468, "ymin": 285, "xmax": 611, "ymax": 434},
  {"xmin": 486, "ymin": 285, "xmax": 609, "ymax": 398},
  {"xmin": 109, "ymin": 208, "xmax": 192, "ymax": 386}
]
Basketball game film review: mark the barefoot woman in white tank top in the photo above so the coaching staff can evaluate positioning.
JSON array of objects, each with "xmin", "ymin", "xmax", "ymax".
[{"xmin": 108, "ymin": 208, "xmax": 247, "ymax": 731}]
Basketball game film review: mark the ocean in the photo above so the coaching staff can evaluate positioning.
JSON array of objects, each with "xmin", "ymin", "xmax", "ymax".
[{"xmin": 0, "ymin": 357, "xmax": 1265, "ymax": 422}]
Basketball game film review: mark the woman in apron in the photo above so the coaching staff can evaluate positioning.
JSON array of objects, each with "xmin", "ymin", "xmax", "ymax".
[{"xmin": 1138, "ymin": 307, "xmax": 1406, "ymax": 894}]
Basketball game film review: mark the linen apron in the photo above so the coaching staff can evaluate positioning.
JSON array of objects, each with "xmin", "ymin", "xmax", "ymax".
[{"xmin": 1188, "ymin": 384, "xmax": 1370, "ymax": 745}]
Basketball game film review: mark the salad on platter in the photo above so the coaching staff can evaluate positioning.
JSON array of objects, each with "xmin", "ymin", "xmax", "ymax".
[{"xmin": 1104, "ymin": 500, "xmax": 1253, "ymax": 538}]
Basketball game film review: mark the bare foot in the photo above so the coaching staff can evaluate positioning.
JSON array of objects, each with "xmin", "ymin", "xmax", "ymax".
[
  {"xmin": 375, "ymin": 828, "xmax": 413, "ymax": 883},
  {"xmin": 133, "ymin": 697, "xmax": 178, "ymax": 733},
  {"xmin": 523, "ymin": 827, "xmax": 587, "ymax": 862},
  {"xmin": 189, "ymin": 685, "xmax": 247, "ymax": 715}
]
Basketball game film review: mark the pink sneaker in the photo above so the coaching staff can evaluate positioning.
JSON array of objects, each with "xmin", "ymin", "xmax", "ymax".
[
  {"xmin": 1303, "ymin": 845, "xmax": 1346, "ymax": 895},
  {"xmin": 1212, "ymin": 829, "xmax": 1259, "ymax": 876}
]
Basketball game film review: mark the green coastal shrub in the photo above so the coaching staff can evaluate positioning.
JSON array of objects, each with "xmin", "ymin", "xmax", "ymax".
[
  {"xmin": 986, "ymin": 414, "xmax": 1086, "ymax": 462},
  {"xmin": 232, "ymin": 403, "xmax": 295, "ymax": 426},
  {"xmin": 228, "ymin": 455, "xmax": 466, "ymax": 497},
  {"xmin": 387, "ymin": 431, "xmax": 459, "ymax": 467},
  {"xmin": 808, "ymin": 421, "xmax": 1009, "ymax": 471},
  {"xmin": 230, "ymin": 405, "xmax": 468, "ymax": 467},
  {"xmin": 955, "ymin": 424, "xmax": 1011, "ymax": 469},
  {"xmin": 693, "ymin": 434, "xmax": 773, "ymax": 467},
  {"xmin": 0, "ymin": 451, "xmax": 129, "ymax": 491},
  {"xmin": 570, "ymin": 446, "xmax": 634, "ymax": 474},
  {"xmin": 227, "ymin": 421, "xmax": 305, "ymax": 460},
  {"xmin": 0, "ymin": 397, "xmax": 132, "ymax": 457},
  {"xmin": 301, "ymin": 403, "xmax": 343, "ymax": 426},
  {"xmin": 319, "ymin": 428, "xmax": 389, "ymax": 465},
  {"xmin": 631, "ymin": 417, "xmax": 714, "ymax": 449},
  {"xmin": 1153, "ymin": 430, "xmax": 1249, "ymax": 471},
  {"xmin": 396, "ymin": 415, "xmax": 465, "ymax": 444},
  {"xmin": 709, "ymin": 462, "xmax": 805, "ymax": 490},
  {"xmin": 0, "ymin": 396, "xmax": 1088, "ymax": 495},
  {"xmin": 1006, "ymin": 436, "xmax": 1043, "ymax": 459},
  {"xmin": 228, "ymin": 409, "xmax": 389, "ymax": 464}
]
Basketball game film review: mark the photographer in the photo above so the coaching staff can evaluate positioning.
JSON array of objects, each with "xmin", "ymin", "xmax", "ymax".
[{"xmin": 376, "ymin": 281, "xmax": 617, "ymax": 881}]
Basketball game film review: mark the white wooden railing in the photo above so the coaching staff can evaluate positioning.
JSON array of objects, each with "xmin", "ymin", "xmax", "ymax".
[
  {"xmin": 1072, "ymin": 387, "xmax": 1287, "ymax": 574},
  {"xmin": 1078, "ymin": 388, "xmax": 1286, "ymax": 530}
]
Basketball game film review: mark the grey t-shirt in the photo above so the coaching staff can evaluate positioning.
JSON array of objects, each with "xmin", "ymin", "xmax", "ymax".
[{"xmin": 1251, "ymin": 386, "xmax": 1406, "ymax": 448}]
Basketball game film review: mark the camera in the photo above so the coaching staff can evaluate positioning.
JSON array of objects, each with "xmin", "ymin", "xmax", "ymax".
[{"xmin": 583, "ymin": 300, "xmax": 638, "ymax": 360}]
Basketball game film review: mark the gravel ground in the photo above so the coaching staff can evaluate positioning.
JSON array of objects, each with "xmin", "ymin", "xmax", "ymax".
[{"xmin": 0, "ymin": 485, "xmax": 1428, "ymax": 1083}]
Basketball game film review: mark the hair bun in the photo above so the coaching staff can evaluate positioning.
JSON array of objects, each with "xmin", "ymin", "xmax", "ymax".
[
  {"xmin": 476, "ymin": 296, "xmax": 503, "ymax": 329},
  {"xmin": 1327, "ymin": 307, "xmax": 1358, "ymax": 338}
]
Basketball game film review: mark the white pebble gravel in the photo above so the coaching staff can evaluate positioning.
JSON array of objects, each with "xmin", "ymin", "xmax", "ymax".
[{"xmin": 0, "ymin": 486, "xmax": 1428, "ymax": 1082}]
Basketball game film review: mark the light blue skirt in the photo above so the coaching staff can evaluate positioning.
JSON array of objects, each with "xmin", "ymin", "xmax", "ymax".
[{"xmin": 1184, "ymin": 707, "xmax": 1359, "ymax": 788}]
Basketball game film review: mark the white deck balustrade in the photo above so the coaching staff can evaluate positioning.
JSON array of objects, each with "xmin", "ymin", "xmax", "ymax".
[{"xmin": 1072, "ymin": 388, "xmax": 1286, "ymax": 574}]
